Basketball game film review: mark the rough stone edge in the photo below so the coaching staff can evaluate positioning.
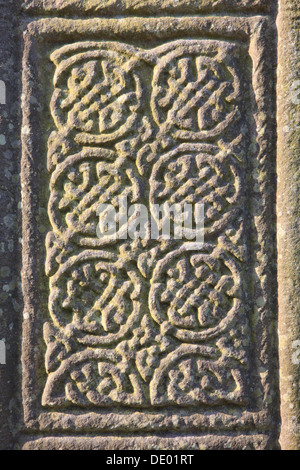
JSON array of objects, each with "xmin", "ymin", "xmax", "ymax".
[
  {"xmin": 0, "ymin": 0, "xmax": 292, "ymax": 451},
  {"xmin": 22, "ymin": 0, "xmax": 271, "ymax": 16},
  {"xmin": 0, "ymin": 0, "xmax": 22, "ymax": 451},
  {"xmin": 277, "ymin": 0, "xmax": 300, "ymax": 451},
  {"xmin": 20, "ymin": 434, "xmax": 275, "ymax": 451}
]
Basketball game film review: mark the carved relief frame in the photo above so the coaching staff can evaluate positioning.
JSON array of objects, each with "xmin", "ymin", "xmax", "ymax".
[
  {"xmin": 21, "ymin": 15, "xmax": 278, "ymax": 449},
  {"xmin": 0, "ymin": 0, "xmax": 298, "ymax": 451}
]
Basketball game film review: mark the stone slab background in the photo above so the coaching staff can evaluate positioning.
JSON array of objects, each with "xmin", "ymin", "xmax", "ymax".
[
  {"xmin": 0, "ymin": 0, "xmax": 22, "ymax": 451},
  {"xmin": 277, "ymin": 0, "xmax": 300, "ymax": 451},
  {"xmin": 0, "ymin": 0, "xmax": 298, "ymax": 450}
]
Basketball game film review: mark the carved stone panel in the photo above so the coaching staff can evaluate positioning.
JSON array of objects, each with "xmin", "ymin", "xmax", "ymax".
[
  {"xmin": 2, "ymin": 0, "xmax": 300, "ymax": 453},
  {"xmin": 44, "ymin": 38, "xmax": 248, "ymax": 410},
  {"xmin": 19, "ymin": 15, "xmax": 279, "ymax": 450}
]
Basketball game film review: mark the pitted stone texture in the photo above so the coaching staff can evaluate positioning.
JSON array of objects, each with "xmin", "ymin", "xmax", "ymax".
[
  {"xmin": 21, "ymin": 435, "xmax": 276, "ymax": 451},
  {"xmin": 44, "ymin": 40, "xmax": 248, "ymax": 411},
  {"xmin": 21, "ymin": 14, "xmax": 279, "ymax": 449},
  {"xmin": 0, "ymin": 0, "xmax": 22, "ymax": 451},
  {"xmin": 277, "ymin": 0, "xmax": 300, "ymax": 451},
  {"xmin": 23, "ymin": 0, "xmax": 272, "ymax": 15}
]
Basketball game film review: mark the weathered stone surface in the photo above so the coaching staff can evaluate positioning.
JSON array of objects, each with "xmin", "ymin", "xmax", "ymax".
[
  {"xmin": 0, "ymin": 0, "xmax": 299, "ymax": 451},
  {"xmin": 23, "ymin": 0, "xmax": 272, "ymax": 15},
  {"xmin": 21, "ymin": 435, "xmax": 275, "ymax": 451},
  {"xmin": 20, "ymin": 14, "xmax": 279, "ymax": 448},
  {"xmin": 277, "ymin": 0, "xmax": 300, "ymax": 451},
  {"xmin": 0, "ymin": 0, "xmax": 22, "ymax": 451}
]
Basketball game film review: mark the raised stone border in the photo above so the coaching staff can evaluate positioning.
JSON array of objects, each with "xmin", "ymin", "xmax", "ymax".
[
  {"xmin": 0, "ymin": 0, "xmax": 299, "ymax": 451},
  {"xmin": 277, "ymin": 0, "xmax": 300, "ymax": 451},
  {"xmin": 23, "ymin": 0, "xmax": 272, "ymax": 15}
]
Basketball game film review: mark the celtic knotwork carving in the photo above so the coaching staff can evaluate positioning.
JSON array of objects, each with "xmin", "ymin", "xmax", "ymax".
[
  {"xmin": 42, "ymin": 347, "xmax": 145, "ymax": 407},
  {"xmin": 48, "ymin": 148, "xmax": 143, "ymax": 246},
  {"xmin": 150, "ymin": 349, "xmax": 248, "ymax": 406},
  {"xmin": 151, "ymin": 40, "xmax": 241, "ymax": 142},
  {"xmin": 49, "ymin": 251, "xmax": 142, "ymax": 341},
  {"xmin": 44, "ymin": 39, "xmax": 250, "ymax": 410},
  {"xmin": 50, "ymin": 42, "xmax": 143, "ymax": 146},
  {"xmin": 150, "ymin": 246, "xmax": 243, "ymax": 342},
  {"xmin": 150, "ymin": 143, "xmax": 244, "ymax": 238}
]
